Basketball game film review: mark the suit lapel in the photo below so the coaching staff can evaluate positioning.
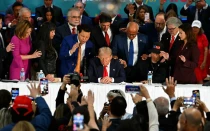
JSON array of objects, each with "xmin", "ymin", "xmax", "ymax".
[
  {"xmin": 123, "ymin": 36, "xmax": 129, "ymax": 61},
  {"xmin": 97, "ymin": 62, "xmax": 104, "ymax": 77},
  {"xmin": 65, "ymin": 23, "xmax": 71, "ymax": 35},
  {"xmin": 109, "ymin": 59, "xmax": 115, "ymax": 77}
]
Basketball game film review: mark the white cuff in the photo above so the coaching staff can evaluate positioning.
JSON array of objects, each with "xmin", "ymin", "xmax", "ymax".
[
  {"xmin": 170, "ymin": 97, "xmax": 176, "ymax": 102},
  {"xmin": 98, "ymin": 78, "xmax": 101, "ymax": 83},
  {"xmin": 69, "ymin": 51, "xmax": 72, "ymax": 56},
  {"xmin": 8, "ymin": 23, "xmax": 12, "ymax": 28},
  {"xmin": 111, "ymin": 78, "xmax": 114, "ymax": 83},
  {"xmin": 203, "ymin": 3, "xmax": 208, "ymax": 9},
  {"xmin": 184, "ymin": 4, "xmax": 189, "ymax": 10}
]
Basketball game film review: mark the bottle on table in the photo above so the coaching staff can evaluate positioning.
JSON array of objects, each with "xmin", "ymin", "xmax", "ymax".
[
  {"xmin": 38, "ymin": 70, "xmax": 45, "ymax": 81},
  {"xmin": 20, "ymin": 68, "xmax": 25, "ymax": 82},
  {"xmin": 147, "ymin": 71, "xmax": 153, "ymax": 85}
]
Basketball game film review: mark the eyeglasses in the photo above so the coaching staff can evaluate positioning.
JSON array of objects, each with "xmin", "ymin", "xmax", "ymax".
[
  {"xmin": 110, "ymin": 90, "xmax": 123, "ymax": 97},
  {"xmin": 155, "ymin": 22, "xmax": 165, "ymax": 26},
  {"xmin": 70, "ymin": 16, "xmax": 81, "ymax": 19},
  {"xmin": 75, "ymin": 6, "xmax": 83, "ymax": 9},
  {"xmin": 168, "ymin": 27, "xmax": 176, "ymax": 31}
]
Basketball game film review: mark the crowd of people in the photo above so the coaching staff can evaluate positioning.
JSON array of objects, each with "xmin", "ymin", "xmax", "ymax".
[
  {"xmin": 0, "ymin": 0, "xmax": 209, "ymax": 84},
  {"xmin": 0, "ymin": 0, "xmax": 209, "ymax": 130}
]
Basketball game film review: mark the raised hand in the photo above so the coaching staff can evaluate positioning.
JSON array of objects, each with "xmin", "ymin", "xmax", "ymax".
[
  {"xmin": 186, "ymin": 0, "xmax": 193, "ymax": 7},
  {"xmin": 131, "ymin": 93, "xmax": 142, "ymax": 104},
  {"xmin": 162, "ymin": 76, "xmax": 176, "ymax": 98},
  {"xmin": 27, "ymin": 82, "xmax": 41, "ymax": 98},
  {"xmin": 70, "ymin": 42, "xmax": 80, "ymax": 54}
]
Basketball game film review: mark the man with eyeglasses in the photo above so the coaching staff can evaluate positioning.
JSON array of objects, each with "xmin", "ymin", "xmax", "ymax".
[
  {"xmin": 88, "ymin": 47, "xmax": 126, "ymax": 84},
  {"xmin": 161, "ymin": 17, "xmax": 183, "ymax": 76},
  {"xmin": 35, "ymin": 0, "xmax": 64, "ymax": 25},
  {"xmin": 112, "ymin": 22, "xmax": 148, "ymax": 82},
  {"xmin": 139, "ymin": 12, "xmax": 167, "ymax": 50},
  {"xmin": 73, "ymin": 1, "xmax": 92, "ymax": 25}
]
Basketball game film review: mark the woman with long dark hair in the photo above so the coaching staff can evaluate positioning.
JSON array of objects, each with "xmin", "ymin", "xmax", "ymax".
[
  {"xmin": 36, "ymin": 22, "xmax": 57, "ymax": 81},
  {"xmin": 173, "ymin": 23, "xmax": 199, "ymax": 84}
]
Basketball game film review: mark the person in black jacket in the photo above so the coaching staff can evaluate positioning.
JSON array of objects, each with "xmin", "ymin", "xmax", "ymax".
[
  {"xmin": 36, "ymin": 22, "xmax": 57, "ymax": 82},
  {"xmin": 133, "ymin": 42, "xmax": 169, "ymax": 83}
]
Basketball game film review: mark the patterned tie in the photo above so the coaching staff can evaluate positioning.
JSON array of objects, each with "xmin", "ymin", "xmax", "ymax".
[
  {"xmin": 105, "ymin": 32, "xmax": 110, "ymax": 46},
  {"xmin": 169, "ymin": 35, "xmax": 175, "ymax": 51},
  {"xmin": 103, "ymin": 66, "xmax": 108, "ymax": 77},
  {"xmin": 74, "ymin": 45, "xmax": 81, "ymax": 73},
  {"xmin": 128, "ymin": 40, "xmax": 134, "ymax": 66},
  {"xmin": 72, "ymin": 27, "xmax": 76, "ymax": 34}
]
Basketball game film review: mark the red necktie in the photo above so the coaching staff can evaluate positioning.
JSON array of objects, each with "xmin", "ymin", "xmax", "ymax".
[
  {"xmin": 105, "ymin": 32, "xmax": 110, "ymax": 46},
  {"xmin": 72, "ymin": 27, "xmax": 76, "ymax": 34},
  {"xmin": 169, "ymin": 35, "xmax": 175, "ymax": 51},
  {"xmin": 103, "ymin": 66, "xmax": 108, "ymax": 77}
]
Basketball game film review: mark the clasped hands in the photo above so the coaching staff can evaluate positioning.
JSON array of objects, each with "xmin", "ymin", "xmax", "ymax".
[{"xmin": 100, "ymin": 77, "xmax": 112, "ymax": 84}]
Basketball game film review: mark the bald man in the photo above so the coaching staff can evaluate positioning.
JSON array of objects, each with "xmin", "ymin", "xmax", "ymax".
[
  {"xmin": 112, "ymin": 22, "xmax": 148, "ymax": 82},
  {"xmin": 177, "ymin": 108, "xmax": 202, "ymax": 131}
]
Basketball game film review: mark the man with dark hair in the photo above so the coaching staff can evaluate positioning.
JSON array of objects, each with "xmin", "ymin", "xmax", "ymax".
[
  {"xmin": 90, "ymin": 13, "xmax": 117, "ymax": 53},
  {"xmin": 5, "ymin": 0, "xmax": 27, "ymax": 15},
  {"xmin": 0, "ymin": 83, "xmax": 52, "ymax": 131},
  {"xmin": 180, "ymin": 0, "xmax": 210, "ymax": 42},
  {"xmin": 5, "ymin": 2, "xmax": 23, "ymax": 28},
  {"xmin": 124, "ymin": 0, "xmax": 154, "ymax": 21},
  {"xmin": 0, "ymin": 89, "xmax": 11, "ymax": 110},
  {"xmin": 35, "ymin": 0, "xmax": 64, "ymax": 25},
  {"xmin": 59, "ymin": 24, "xmax": 95, "ymax": 77},
  {"xmin": 0, "ymin": 15, "xmax": 15, "ymax": 79},
  {"xmin": 104, "ymin": 96, "xmax": 127, "ymax": 131}
]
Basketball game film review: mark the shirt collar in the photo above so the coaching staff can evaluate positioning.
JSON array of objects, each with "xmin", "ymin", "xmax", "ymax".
[
  {"xmin": 45, "ymin": 4, "xmax": 53, "ymax": 8},
  {"xmin": 135, "ymin": 2, "xmax": 143, "ymax": 7},
  {"xmin": 68, "ymin": 23, "xmax": 77, "ymax": 30},
  {"xmin": 173, "ymin": 31, "xmax": 179, "ymax": 39},
  {"xmin": 127, "ymin": 35, "xmax": 138, "ymax": 41},
  {"xmin": 111, "ymin": 15, "xmax": 117, "ymax": 23}
]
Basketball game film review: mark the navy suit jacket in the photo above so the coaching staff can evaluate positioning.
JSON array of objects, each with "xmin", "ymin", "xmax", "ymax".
[
  {"xmin": 88, "ymin": 58, "xmax": 126, "ymax": 83},
  {"xmin": 53, "ymin": 23, "xmax": 71, "ymax": 53},
  {"xmin": 59, "ymin": 35, "xmax": 95, "ymax": 77},
  {"xmin": 180, "ymin": 5, "xmax": 210, "ymax": 42},
  {"xmin": 81, "ymin": 15, "xmax": 93, "ymax": 25},
  {"xmin": 35, "ymin": 5, "xmax": 64, "ymax": 24},
  {"xmin": 111, "ymin": 33, "xmax": 148, "ymax": 64}
]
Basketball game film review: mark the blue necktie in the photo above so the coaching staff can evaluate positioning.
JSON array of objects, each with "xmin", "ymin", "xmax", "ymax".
[{"xmin": 128, "ymin": 40, "xmax": 134, "ymax": 66}]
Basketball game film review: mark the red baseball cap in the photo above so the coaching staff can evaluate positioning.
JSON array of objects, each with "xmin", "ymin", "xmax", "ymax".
[{"xmin": 12, "ymin": 96, "xmax": 33, "ymax": 116}]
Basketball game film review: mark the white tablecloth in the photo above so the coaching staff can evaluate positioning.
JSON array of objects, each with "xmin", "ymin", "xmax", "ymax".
[{"xmin": 0, "ymin": 82, "xmax": 209, "ymax": 117}]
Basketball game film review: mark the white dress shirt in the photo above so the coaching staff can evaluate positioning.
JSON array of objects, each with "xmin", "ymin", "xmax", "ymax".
[
  {"xmin": 111, "ymin": 15, "xmax": 117, "ymax": 24},
  {"xmin": 135, "ymin": 2, "xmax": 143, "ymax": 8},
  {"xmin": 170, "ymin": 31, "xmax": 179, "ymax": 42},
  {"xmin": 98, "ymin": 63, "xmax": 115, "ymax": 83},
  {"xmin": 159, "ymin": 26, "xmax": 167, "ymax": 41},
  {"xmin": 183, "ymin": 4, "xmax": 208, "ymax": 20},
  {"xmin": 69, "ymin": 37, "xmax": 86, "ymax": 63},
  {"xmin": 102, "ymin": 28, "xmax": 113, "ymax": 42},
  {"xmin": 127, "ymin": 36, "xmax": 138, "ymax": 66},
  {"xmin": 68, "ymin": 23, "xmax": 77, "ymax": 34},
  {"xmin": 0, "ymin": 33, "xmax": 5, "ymax": 48}
]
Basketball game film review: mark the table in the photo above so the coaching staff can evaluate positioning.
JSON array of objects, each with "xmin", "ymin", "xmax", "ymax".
[{"xmin": 0, "ymin": 82, "xmax": 210, "ymax": 117}]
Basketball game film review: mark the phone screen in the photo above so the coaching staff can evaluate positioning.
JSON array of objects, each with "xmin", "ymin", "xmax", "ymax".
[
  {"xmin": 40, "ymin": 78, "xmax": 48, "ymax": 94},
  {"xmin": 73, "ymin": 114, "xmax": 84, "ymax": 131},
  {"xmin": 11, "ymin": 88, "xmax": 19, "ymax": 102},
  {"xmin": 125, "ymin": 85, "xmax": 140, "ymax": 93},
  {"xmin": 192, "ymin": 90, "xmax": 200, "ymax": 99},
  {"xmin": 183, "ymin": 97, "xmax": 196, "ymax": 105},
  {"xmin": 144, "ymin": 13, "xmax": 150, "ymax": 21}
]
